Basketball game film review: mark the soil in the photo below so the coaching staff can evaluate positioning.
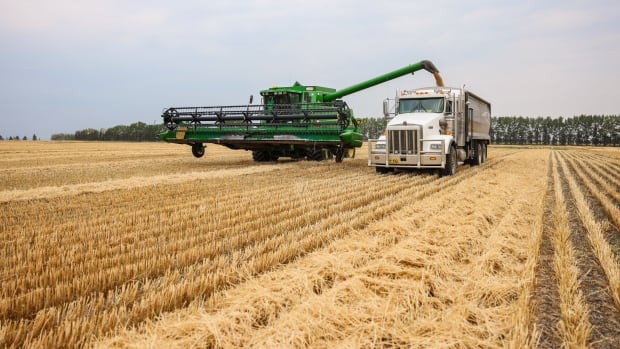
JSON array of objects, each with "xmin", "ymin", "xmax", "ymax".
[{"xmin": 531, "ymin": 151, "xmax": 620, "ymax": 348}]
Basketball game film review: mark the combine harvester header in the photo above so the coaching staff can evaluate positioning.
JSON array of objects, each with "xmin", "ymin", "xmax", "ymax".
[{"xmin": 160, "ymin": 60, "xmax": 443, "ymax": 162}]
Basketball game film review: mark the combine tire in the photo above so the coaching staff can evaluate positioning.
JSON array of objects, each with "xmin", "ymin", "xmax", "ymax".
[
  {"xmin": 252, "ymin": 150, "xmax": 275, "ymax": 162},
  {"xmin": 335, "ymin": 148, "xmax": 344, "ymax": 163},
  {"xmin": 441, "ymin": 146, "xmax": 457, "ymax": 176},
  {"xmin": 191, "ymin": 144, "xmax": 205, "ymax": 158},
  {"xmin": 306, "ymin": 148, "xmax": 324, "ymax": 161}
]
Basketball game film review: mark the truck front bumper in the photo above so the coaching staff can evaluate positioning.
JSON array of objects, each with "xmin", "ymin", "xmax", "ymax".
[{"xmin": 367, "ymin": 139, "xmax": 445, "ymax": 169}]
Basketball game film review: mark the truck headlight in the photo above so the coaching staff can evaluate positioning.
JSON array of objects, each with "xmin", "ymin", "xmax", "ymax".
[{"xmin": 430, "ymin": 143, "xmax": 442, "ymax": 150}]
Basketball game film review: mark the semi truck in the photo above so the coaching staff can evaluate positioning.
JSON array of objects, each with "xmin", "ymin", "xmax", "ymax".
[
  {"xmin": 159, "ymin": 60, "xmax": 443, "ymax": 162},
  {"xmin": 368, "ymin": 85, "xmax": 491, "ymax": 176}
]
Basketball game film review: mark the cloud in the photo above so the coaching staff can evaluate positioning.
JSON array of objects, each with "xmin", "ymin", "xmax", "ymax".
[
  {"xmin": 0, "ymin": 1, "xmax": 164, "ymax": 44},
  {"xmin": 0, "ymin": 0, "xmax": 619, "ymax": 139}
]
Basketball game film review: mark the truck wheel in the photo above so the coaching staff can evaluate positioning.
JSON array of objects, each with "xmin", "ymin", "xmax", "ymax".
[
  {"xmin": 376, "ymin": 166, "xmax": 389, "ymax": 174},
  {"xmin": 481, "ymin": 143, "xmax": 487, "ymax": 163},
  {"xmin": 191, "ymin": 144, "xmax": 205, "ymax": 158},
  {"xmin": 471, "ymin": 142, "xmax": 482, "ymax": 166},
  {"xmin": 441, "ymin": 146, "xmax": 457, "ymax": 176}
]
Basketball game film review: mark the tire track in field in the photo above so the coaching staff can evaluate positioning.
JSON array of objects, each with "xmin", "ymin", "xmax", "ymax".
[
  {"xmin": 557, "ymin": 152, "xmax": 620, "ymax": 348},
  {"xmin": 532, "ymin": 150, "xmax": 620, "ymax": 348},
  {"xmin": 562, "ymin": 152, "xmax": 620, "ymax": 265},
  {"xmin": 566, "ymin": 151, "xmax": 620, "ymax": 195},
  {"xmin": 577, "ymin": 160, "xmax": 620, "ymax": 204},
  {"xmin": 576, "ymin": 151, "xmax": 620, "ymax": 175},
  {"xmin": 530, "ymin": 154, "xmax": 563, "ymax": 348}
]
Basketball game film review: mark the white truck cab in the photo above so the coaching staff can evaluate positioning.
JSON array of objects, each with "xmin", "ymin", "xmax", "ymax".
[{"xmin": 368, "ymin": 86, "xmax": 491, "ymax": 176}]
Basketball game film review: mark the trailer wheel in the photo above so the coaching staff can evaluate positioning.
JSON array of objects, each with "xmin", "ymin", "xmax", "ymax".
[
  {"xmin": 191, "ymin": 144, "xmax": 205, "ymax": 158},
  {"xmin": 441, "ymin": 146, "xmax": 457, "ymax": 176},
  {"xmin": 471, "ymin": 142, "xmax": 482, "ymax": 166},
  {"xmin": 480, "ymin": 143, "xmax": 487, "ymax": 163}
]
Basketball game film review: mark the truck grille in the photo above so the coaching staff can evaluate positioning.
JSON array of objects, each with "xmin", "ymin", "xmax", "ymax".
[{"xmin": 388, "ymin": 129, "xmax": 417, "ymax": 154}]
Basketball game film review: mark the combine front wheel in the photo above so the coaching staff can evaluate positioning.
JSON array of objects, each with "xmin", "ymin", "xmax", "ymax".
[
  {"xmin": 252, "ymin": 150, "xmax": 279, "ymax": 162},
  {"xmin": 191, "ymin": 144, "xmax": 205, "ymax": 158},
  {"xmin": 335, "ymin": 148, "xmax": 344, "ymax": 163},
  {"xmin": 252, "ymin": 150, "xmax": 270, "ymax": 162}
]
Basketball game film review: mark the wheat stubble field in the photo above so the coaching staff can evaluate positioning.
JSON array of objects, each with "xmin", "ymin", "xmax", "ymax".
[{"xmin": 1, "ymin": 141, "xmax": 619, "ymax": 348}]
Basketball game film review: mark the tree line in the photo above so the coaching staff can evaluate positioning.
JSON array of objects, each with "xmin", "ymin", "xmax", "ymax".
[
  {"xmin": 359, "ymin": 115, "xmax": 620, "ymax": 146},
  {"xmin": 50, "ymin": 122, "xmax": 161, "ymax": 141},
  {"xmin": 491, "ymin": 115, "xmax": 620, "ymax": 146},
  {"xmin": 41, "ymin": 115, "xmax": 619, "ymax": 146},
  {"xmin": 0, "ymin": 134, "xmax": 38, "ymax": 141}
]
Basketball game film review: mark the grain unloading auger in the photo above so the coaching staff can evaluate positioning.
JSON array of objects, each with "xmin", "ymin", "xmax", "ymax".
[{"xmin": 159, "ymin": 60, "xmax": 442, "ymax": 162}]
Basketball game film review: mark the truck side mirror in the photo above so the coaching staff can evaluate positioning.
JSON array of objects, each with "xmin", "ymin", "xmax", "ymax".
[{"xmin": 383, "ymin": 99, "xmax": 389, "ymax": 117}]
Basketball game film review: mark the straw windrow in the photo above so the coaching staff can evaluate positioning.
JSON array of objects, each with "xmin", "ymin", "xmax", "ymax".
[{"xmin": 1, "ymin": 142, "xmax": 618, "ymax": 348}]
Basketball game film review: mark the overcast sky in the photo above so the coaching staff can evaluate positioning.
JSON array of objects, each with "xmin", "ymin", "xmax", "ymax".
[{"xmin": 1, "ymin": 0, "xmax": 619, "ymax": 139}]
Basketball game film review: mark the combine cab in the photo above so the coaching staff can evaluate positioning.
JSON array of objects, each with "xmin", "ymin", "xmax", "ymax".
[{"xmin": 159, "ymin": 60, "xmax": 442, "ymax": 162}]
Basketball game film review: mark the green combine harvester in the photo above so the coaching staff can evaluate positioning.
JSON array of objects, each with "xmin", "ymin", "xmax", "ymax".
[{"xmin": 159, "ymin": 60, "xmax": 442, "ymax": 162}]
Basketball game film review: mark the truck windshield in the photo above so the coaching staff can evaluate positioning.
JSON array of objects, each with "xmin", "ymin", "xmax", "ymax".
[{"xmin": 399, "ymin": 98, "xmax": 444, "ymax": 113}]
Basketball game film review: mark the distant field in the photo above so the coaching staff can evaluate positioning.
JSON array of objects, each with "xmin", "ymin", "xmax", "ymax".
[{"xmin": 1, "ymin": 141, "xmax": 619, "ymax": 348}]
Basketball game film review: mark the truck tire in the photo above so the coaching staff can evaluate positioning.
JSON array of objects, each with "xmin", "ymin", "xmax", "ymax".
[
  {"xmin": 376, "ymin": 166, "xmax": 389, "ymax": 174},
  {"xmin": 191, "ymin": 144, "xmax": 205, "ymax": 158},
  {"xmin": 471, "ymin": 142, "xmax": 482, "ymax": 166},
  {"xmin": 441, "ymin": 146, "xmax": 457, "ymax": 176},
  {"xmin": 481, "ymin": 143, "xmax": 487, "ymax": 163}
]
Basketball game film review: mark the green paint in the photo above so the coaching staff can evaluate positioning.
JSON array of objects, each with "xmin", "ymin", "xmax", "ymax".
[{"xmin": 160, "ymin": 60, "xmax": 438, "ymax": 159}]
